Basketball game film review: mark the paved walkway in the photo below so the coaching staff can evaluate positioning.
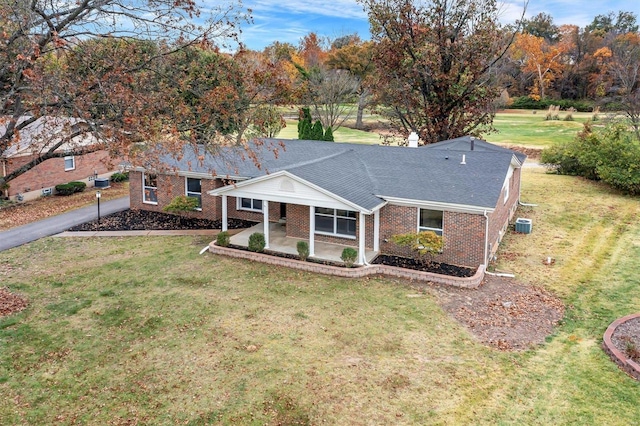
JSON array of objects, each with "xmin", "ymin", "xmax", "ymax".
[{"xmin": 0, "ymin": 196, "xmax": 130, "ymax": 252}]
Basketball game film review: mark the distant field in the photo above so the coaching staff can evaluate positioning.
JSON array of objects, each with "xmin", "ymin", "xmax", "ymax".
[
  {"xmin": 276, "ymin": 108, "xmax": 596, "ymax": 148},
  {"xmin": 485, "ymin": 109, "xmax": 592, "ymax": 148}
]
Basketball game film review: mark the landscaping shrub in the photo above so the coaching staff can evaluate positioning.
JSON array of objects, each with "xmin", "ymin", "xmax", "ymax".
[
  {"xmin": 69, "ymin": 181, "xmax": 86, "ymax": 192},
  {"xmin": 341, "ymin": 247, "xmax": 358, "ymax": 267},
  {"xmin": 110, "ymin": 172, "xmax": 129, "ymax": 182},
  {"xmin": 541, "ymin": 121, "xmax": 640, "ymax": 194},
  {"xmin": 296, "ymin": 241, "xmax": 310, "ymax": 261},
  {"xmin": 163, "ymin": 195, "xmax": 199, "ymax": 213},
  {"xmin": 248, "ymin": 232, "xmax": 266, "ymax": 252},
  {"xmin": 216, "ymin": 231, "xmax": 230, "ymax": 247},
  {"xmin": 510, "ymin": 96, "xmax": 594, "ymax": 112},
  {"xmin": 55, "ymin": 183, "xmax": 76, "ymax": 196}
]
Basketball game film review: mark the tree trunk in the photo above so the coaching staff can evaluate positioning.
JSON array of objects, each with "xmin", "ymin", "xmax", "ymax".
[{"xmin": 355, "ymin": 91, "xmax": 368, "ymax": 130}]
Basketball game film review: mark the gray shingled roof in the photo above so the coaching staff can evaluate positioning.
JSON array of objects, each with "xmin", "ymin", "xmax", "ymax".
[{"xmin": 159, "ymin": 137, "xmax": 525, "ymax": 211}]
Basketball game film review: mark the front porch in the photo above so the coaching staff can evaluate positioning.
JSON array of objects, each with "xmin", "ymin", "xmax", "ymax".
[{"xmin": 230, "ymin": 222, "xmax": 378, "ymax": 264}]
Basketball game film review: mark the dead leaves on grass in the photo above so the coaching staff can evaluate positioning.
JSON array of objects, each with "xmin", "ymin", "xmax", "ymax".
[{"xmin": 0, "ymin": 287, "xmax": 28, "ymax": 317}]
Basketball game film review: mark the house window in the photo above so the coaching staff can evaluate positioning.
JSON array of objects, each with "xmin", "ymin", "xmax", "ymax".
[
  {"xmin": 419, "ymin": 209, "xmax": 443, "ymax": 236},
  {"xmin": 315, "ymin": 207, "xmax": 356, "ymax": 238},
  {"xmin": 143, "ymin": 173, "xmax": 158, "ymax": 204},
  {"xmin": 238, "ymin": 197, "xmax": 262, "ymax": 212},
  {"xmin": 186, "ymin": 178, "xmax": 202, "ymax": 209},
  {"xmin": 64, "ymin": 156, "xmax": 75, "ymax": 171}
]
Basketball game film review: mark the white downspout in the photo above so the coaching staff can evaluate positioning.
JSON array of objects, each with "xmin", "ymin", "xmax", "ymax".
[{"xmin": 483, "ymin": 210, "xmax": 489, "ymax": 267}]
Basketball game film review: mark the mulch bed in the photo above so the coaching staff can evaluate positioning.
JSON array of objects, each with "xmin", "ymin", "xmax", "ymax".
[
  {"xmin": 611, "ymin": 317, "xmax": 640, "ymax": 363},
  {"xmin": 69, "ymin": 209, "xmax": 256, "ymax": 231},
  {"xmin": 372, "ymin": 254, "xmax": 475, "ymax": 277}
]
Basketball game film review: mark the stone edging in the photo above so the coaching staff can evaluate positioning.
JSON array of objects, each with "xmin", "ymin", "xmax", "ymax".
[
  {"xmin": 603, "ymin": 313, "xmax": 640, "ymax": 381},
  {"xmin": 208, "ymin": 243, "xmax": 485, "ymax": 288}
]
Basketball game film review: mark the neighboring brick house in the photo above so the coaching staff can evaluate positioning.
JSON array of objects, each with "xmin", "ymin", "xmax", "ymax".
[
  {"xmin": 1, "ymin": 116, "xmax": 120, "ymax": 201},
  {"xmin": 130, "ymin": 135, "xmax": 525, "ymax": 268}
]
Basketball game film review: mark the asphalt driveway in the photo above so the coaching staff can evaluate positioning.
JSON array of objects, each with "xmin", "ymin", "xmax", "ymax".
[{"xmin": 0, "ymin": 196, "xmax": 129, "ymax": 252}]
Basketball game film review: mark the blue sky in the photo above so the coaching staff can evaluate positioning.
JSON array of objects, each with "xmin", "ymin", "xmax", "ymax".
[{"xmin": 216, "ymin": 0, "xmax": 640, "ymax": 51}]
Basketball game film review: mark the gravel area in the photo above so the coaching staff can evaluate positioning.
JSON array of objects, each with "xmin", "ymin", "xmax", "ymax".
[{"xmin": 611, "ymin": 317, "xmax": 640, "ymax": 362}]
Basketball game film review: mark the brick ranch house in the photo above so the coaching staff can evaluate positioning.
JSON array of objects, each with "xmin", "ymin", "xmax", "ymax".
[
  {"xmin": 130, "ymin": 135, "xmax": 526, "ymax": 268},
  {"xmin": 1, "ymin": 116, "xmax": 120, "ymax": 201}
]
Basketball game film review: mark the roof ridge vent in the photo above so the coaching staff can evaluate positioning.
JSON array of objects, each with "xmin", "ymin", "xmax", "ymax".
[{"xmin": 461, "ymin": 154, "xmax": 466, "ymax": 165}]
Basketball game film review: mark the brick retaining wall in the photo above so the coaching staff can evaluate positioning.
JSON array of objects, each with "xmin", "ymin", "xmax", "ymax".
[
  {"xmin": 208, "ymin": 242, "xmax": 485, "ymax": 288},
  {"xmin": 603, "ymin": 313, "xmax": 640, "ymax": 381}
]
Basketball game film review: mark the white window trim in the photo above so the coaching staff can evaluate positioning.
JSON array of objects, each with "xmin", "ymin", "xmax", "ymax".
[
  {"xmin": 185, "ymin": 177, "xmax": 202, "ymax": 211},
  {"xmin": 314, "ymin": 207, "xmax": 357, "ymax": 239},
  {"xmin": 64, "ymin": 155, "xmax": 75, "ymax": 171},
  {"xmin": 503, "ymin": 181, "xmax": 510, "ymax": 205},
  {"xmin": 237, "ymin": 197, "xmax": 263, "ymax": 212},
  {"xmin": 417, "ymin": 207, "xmax": 444, "ymax": 236},
  {"xmin": 142, "ymin": 172, "xmax": 158, "ymax": 205}
]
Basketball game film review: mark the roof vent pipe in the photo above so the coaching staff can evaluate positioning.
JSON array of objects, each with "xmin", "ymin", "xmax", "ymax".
[
  {"xmin": 461, "ymin": 154, "xmax": 466, "ymax": 165},
  {"xmin": 408, "ymin": 131, "xmax": 419, "ymax": 148},
  {"xmin": 470, "ymin": 137, "xmax": 475, "ymax": 151}
]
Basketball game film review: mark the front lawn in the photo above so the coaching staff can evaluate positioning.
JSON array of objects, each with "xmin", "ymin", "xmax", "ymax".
[{"xmin": 1, "ymin": 167, "xmax": 639, "ymax": 424}]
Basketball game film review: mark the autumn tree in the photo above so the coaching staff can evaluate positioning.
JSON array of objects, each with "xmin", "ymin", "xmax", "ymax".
[
  {"xmin": 0, "ymin": 0, "xmax": 249, "ymax": 189},
  {"xmin": 360, "ymin": 0, "xmax": 521, "ymax": 144},
  {"xmin": 327, "ymin": 37, "xmax": 375, "ymax": 129},
  {"xmin": 511, "ymin": 33, "xmax": 567, "ymax": 100}
]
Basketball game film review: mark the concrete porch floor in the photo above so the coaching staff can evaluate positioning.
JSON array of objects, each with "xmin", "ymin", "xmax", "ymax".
[{"xmin": 230, "ymin": 222, "xmax": 378, "ymax": 264}]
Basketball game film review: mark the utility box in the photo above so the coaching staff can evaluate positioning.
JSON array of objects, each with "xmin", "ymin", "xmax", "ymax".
[
  {"xmin": 95, "ymin": 178, "xmax": 110, "ymax": 188},
  {"xmin": 515, "ymin": 218, "xmax": 532, "ymax": 234}
]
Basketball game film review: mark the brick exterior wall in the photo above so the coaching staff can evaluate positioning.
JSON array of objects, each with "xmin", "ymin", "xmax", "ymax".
[
  {"xmin": 129, "ymin": 171, "xmax": 223, "ymax": 221},
  {"xmin": 130, "ymin": 171, "xmax": 282, "ymax": 224},
  {"xmin": 486, "ymin": 167, "xmax": 521, "ymax": 260},
  {"xmin": 3, "ymin": 150, "xmax": 116, "ymax": 200},
  {"xmin": 378, "ymin": 205, "xmax": 486, "ymax": 268}
]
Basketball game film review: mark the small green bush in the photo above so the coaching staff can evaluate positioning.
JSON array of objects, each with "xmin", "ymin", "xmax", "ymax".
[
  {"xmin": 163, "ymin": 195, "xmax": 199, "ymax": 212},
  {"xmin": 296, "ymin": 241, "xmax": 310, "ymax": 261},
  {"xmin": 110, "ymin": 172, "xmax": 129, "ymax": 182},
  {"xmin": 248, "ymin": 232, "xmax": 266, "ymax": 252},
  {"xmin": 341, "ymin": 247, "xmax": 358, "ymax": 267},
  {"xmin": 69, "ymin": 181, "xmax": 86, "ymax": 192},
  {"xmin": 55, "ymin": 183, "xmax": 76, "ymax": 196},
  {"xmin": 216, "ymin": 231, "xmax": 230, "ymax": 247}
]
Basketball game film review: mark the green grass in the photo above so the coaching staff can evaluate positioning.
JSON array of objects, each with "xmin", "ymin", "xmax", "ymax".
[
  {"xmin": 276, "ymin": 109, "xmax": 595, "ymax": 148},
  {"xmin": 485, "ymin": 109, "xmax": 593, "ymax": 148},
  {"xmin": 1, "ymin": 170, "xmax": 639, "ymax": 424},
  {"xmin": 278, "ymin": 119, "xmax": 382, "ymax": 144}
]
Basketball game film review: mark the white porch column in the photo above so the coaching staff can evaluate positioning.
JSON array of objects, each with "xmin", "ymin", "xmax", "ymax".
[
  {"xmin": 358, "ymin": 212, "xmax": 366, "ymax": 265},
  {"xmin": 309, "ymin": 206, "xmax": 315, "ymax": 257},
  {"xmin": 263, "ymin": 200, "xmax": 270, "ymax": 249},
  {"xmin": 221, "ymin": 195, "xmax": 228, "ymax": 232},
  {"xmin": 373, "ymin": 210, "xmax": 380, "ymax": 252}
]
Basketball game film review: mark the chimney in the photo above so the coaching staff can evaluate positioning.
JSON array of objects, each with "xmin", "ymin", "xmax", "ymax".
[
  {"xmin": 470, "ymin": 136, "xmax": 475, "ymax": 151},
  {"xmin": 461, "ymin": 154, "xmax": 466, "ymax": 165},
  {"xmin": 408, "ymin": 131, "xmax": 419, "ymax": 148}
]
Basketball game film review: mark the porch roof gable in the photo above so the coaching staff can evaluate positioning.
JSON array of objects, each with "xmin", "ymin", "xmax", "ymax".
[{"xmin": 208, "ymin": 170, "xmax": 385, "ymax": 213}]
